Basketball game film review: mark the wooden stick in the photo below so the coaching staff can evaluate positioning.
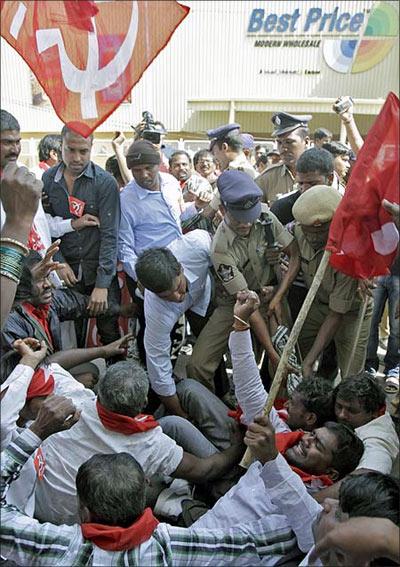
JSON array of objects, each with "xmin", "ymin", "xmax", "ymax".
[
  {"xmin": 240, "ymin": 250, "xmax": 331, "ymax": 468},
  {"xmin": 342, "ymin": 298, "xmax": 368, "ymax": 379}
]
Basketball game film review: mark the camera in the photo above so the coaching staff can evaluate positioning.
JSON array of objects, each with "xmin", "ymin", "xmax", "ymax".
[
  {"xmin": 133, "ymin": 111, "xmax": 167, "ymax": 145},
  {"xmin": 333, "ymin": 96, "xmax": 353, "ymax": 115}
]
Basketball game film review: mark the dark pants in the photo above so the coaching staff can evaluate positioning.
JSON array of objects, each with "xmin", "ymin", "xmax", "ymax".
[{"xmin": 74, "ymin": 276, "xmax": 121, "ymax": 347}]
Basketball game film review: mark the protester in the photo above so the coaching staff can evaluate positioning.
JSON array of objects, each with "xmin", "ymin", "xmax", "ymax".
[
  {"xmin": 169, "ymin": 150, "xmax": 193, "ymax": 188},
  {"xmin": 313, "ymin": 127, "xmax": 332, "ymax": 149},
  {"xmin": 322, "ymin": 141, "xmax": 351, "ymax": 185},
  {"xmin": 31, "ymin": 134, "xmax": 62, "ymax": 179},
  {"xmin": 42, "ymin": 125, "xmax": 121, "ymax": 347}
]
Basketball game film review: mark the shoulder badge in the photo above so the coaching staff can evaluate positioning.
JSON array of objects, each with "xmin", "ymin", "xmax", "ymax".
[{"xmin": 217, "ymin": 263, "xmax": 235, "ymax": 283}]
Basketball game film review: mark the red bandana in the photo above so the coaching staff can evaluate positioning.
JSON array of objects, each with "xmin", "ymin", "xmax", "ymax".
[
  {"xmin": 38, "ymin": 161, "xmax": 50, "ymax": 171},
  {"xmin": 96, "ymin": 401, "xmax": 159, "ymax": 435},
  {"xmin": 81, "ymin": 507, "xmax": 159, "ymax": 551},
  {"xmin": 27, "ymin": 368, "xmax": 55, "ymax": 400},
  {"xmin": 275, "ymin": 431, "xmax": 333, "ymax": 487},
  {"xmin": 22, "ymin": 303, "xmax": 53, "ymax": 346}
]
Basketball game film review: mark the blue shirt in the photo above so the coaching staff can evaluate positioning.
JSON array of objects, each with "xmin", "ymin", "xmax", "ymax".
[
  {"xmin": 118, "ymin": 172, "xmax": 183, "ymax": 280},
  {"xmin": 144, "ymin": 230, "xmax": 212, "ymax": 397}
]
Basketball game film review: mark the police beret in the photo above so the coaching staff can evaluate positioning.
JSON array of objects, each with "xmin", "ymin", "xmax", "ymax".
[
  {"xmin": 267, "ymin": 148, "xmax": 280, "ymax": 157},
  {"xmin": 217, "ymin": 170, "xmax": 262, "ymax": 223},
  {"xmin": 241, "ymin": 133, "xmax": 255, "ymax": 150},
  {"xmin": 207, "ymin": 123, "xmax": 241, "ymax": 142},
  {"xmin": 271, "ymin": 112, "xmax": 312, "ymax": 137},
  {"xmin": 292, "ymin": 185, "xmax": 342, "ymax": 226}
]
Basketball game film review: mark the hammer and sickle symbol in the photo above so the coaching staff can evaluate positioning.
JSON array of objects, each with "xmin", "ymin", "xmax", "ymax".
[{"xmin": 35, "ymin": 0, "xmax": 138, "ymax": 119}]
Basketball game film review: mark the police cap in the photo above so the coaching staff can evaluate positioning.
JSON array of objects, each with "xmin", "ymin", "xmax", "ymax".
[
  {"xmin": 207, "ymin": 123, "xmax": 241, "ymax": 149},
  {"xmin": 217, "ymin": 170, "xmax": 262, "ymax": 223},
  {"xmin": 292, "ymin": 185, "xmax": 341, "ymax": 226},
  {"xmin": 271, "ymin": 112, "xmax": 312, "ymax": 137}
]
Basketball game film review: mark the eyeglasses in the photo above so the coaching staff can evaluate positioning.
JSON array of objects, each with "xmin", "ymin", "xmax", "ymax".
[{"xmin": 198, "ymin": 160, "xmax": 214, "ymax": 165}]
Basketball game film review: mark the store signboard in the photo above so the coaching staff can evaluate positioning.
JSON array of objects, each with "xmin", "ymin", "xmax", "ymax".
[{"xmin": 247, "ymin": 1, "xmax": 398, "ymax": 74}]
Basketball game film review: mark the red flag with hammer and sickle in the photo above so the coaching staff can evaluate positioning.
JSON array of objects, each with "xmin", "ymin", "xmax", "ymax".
[{"xmin": 0, "ymin": 1, "xmax": 190, "ymax": 136}]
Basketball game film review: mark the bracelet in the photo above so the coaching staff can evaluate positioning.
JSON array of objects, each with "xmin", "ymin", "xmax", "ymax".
[
  {"xmin": 0, "ymin": 269, "xmax": 20, "ymax": 284},
  {"xmin": 0, "ymin": 246, "xmax": 25, "ymax": 282},
  {"xmin": 233, "ymin": 314, "xmax": 250, "ymax": 327},
  {"xmin": 0, "ymin": 237, "xmax": 29, "ymax": 256}
]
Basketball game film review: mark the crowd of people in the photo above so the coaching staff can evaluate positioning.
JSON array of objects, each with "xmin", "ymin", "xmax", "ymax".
[{"xmin": 0, "ymin": 95, "xmax": 399, "ymax": 566}]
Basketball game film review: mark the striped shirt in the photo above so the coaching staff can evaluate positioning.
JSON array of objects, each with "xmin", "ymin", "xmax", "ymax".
[{"xmin": 1, "ymin": 429, "xmax": 298, "ymax": 566}]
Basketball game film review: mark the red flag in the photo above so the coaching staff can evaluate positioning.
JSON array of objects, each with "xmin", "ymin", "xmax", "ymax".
[
  {"xmin": 326, "ymin": 92, "xmax": 399, "ymax": 279},
  {"xmin": 0, "ymin": 1, "xmax": 190, "ymax": 137}
]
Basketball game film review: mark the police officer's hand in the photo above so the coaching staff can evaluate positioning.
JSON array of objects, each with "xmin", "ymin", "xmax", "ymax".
[
  {"xmin": 57, "ymin": 262, "xmax": 78, "ymax": 287},
  {"xmin": 234, "ymin": 290, "xmax": 260, "ymax": 323},
  {"xmin": 264, "ymin": 245, "xmax": 282, "ymax": 265}
]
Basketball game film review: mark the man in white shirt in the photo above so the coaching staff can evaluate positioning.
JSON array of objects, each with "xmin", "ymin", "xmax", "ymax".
[
  {"xmin": 34, "ymin": 359, "xmax": 244, "ymax": 525},
  {"xmin": 136, "ymin": 230, "xmax": 213, "ymax": 418}
]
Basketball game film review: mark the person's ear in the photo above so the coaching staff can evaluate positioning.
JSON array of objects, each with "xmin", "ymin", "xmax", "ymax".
[
  {"xmin": 305, "ymin": 412, "xmax": 317, "ymax": 429},
  {"xmin": 326, "ymin": 468, "xmax": 339, "ymax": 482},
  {"xmin": 304, "ymin": 136, "xmax": 311, "ymax": 147},
  {"xmin": 222, "ymin": 142, "xmax": 229, "ymax": 152},
  {"xmin": 78, "ymin": 502, "xmax": 92, "ymax": 523}
]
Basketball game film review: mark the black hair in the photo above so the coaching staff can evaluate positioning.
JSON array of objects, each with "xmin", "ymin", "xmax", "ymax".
[
  {"xmin": 169, "ymin": 150, "xmax": 192, "ymax": 167},
  {"xmin": 314, "ymin": 127, "xmax": 332, "ymax": 141},
  {"xmin": 340, "ymin": 471, "xmax": 400, "ymax": 525},
  {"xmin": 38, "ymin": 134, "xmax": 62, "ymax": 162},
  {"xmin": 296, "ymin": 147, "xmax": 334, "ymax": 176},
  {"xmin": 105, "ymin": 155, "xmax": 123, "ymax": 181},
  {"xmin": 335, "ymin": 373, "xmax": 386, "ymax": 414},
  {"xmin": 61, "ymin": 125, "xmax": 93, "ymax": 142},
  {"xmin": 13, "ymin": 250, "xmax": 43, "ymax": 305},
  {"xmin": 324, "ymin": 421, "xmax": 364, "ymax": 479},
  {"xmin": 322, "ymin": 141, "xmax": 350, "ymax": 157},
  {"xmin": 76, "ymin": 453, "xmax": 146, "ymax": 526},
  {"xmin": 296, "ymin": 378, "xmax": 335, "ymax": 427},
  {"xmin": 213, "ymin": 134, "xmax": 243, "ymax": 152},
  {"xmin": 293, "ymin": 126, "xmax": 310, "ymax": 140},
  {"xmin": 136, "ymin": 248, "xmax": 181, "ymax": 293},
  {"xmin": 193, "ymin": 149, "xmax": 215, "ymax": 168},
  {"xmin": 0, "ymin": 109, "xmax": 20, "ymax": 132}
]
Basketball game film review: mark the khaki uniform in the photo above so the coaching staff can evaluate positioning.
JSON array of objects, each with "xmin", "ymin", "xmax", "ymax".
[
  {"xmin": 295, "ymin": 225, "xmax": 373, "ymax": 378},
  {"xmin": 255, "ymin": 163, "xmax": 295, "ymax": 205},
  {"xmin": 188, "ymin": 205, "xmax": 293, "ymax": 390},
  {"xmin": 210, "ymin": 154, "xmax": 256, "ymax": 211}
]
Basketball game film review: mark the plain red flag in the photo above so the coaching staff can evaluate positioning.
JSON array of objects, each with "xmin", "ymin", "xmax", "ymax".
[
  {"xmin": 0, "ymin": 1, "xmax": 190, "ymax": 136},
  {"xmin": 326, "ymin": 92, "xmax": 399, "ymax": 279}
]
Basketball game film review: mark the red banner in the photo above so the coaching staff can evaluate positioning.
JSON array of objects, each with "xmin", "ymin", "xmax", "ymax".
[
  {"xmin": 0, "ymin": 1, "xmax": 190, "ymax": 136},
  {"xmin": 326, "ymin": 92, "xmax": 399, "ymax": 279}
]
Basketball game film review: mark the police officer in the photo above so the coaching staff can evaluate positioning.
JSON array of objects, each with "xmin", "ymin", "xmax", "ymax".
[
  {"xmin": 208, "ymin": 123, "xmax": 256, "ymax": 179},
  {"xmin": 256, "ymin": 112, "xmax": 312, "ymax": 205},
  {"xmin": 187, "ymin": 170, "xmax": 300, "ymax": 392},
  {"xmin": 206, "ymin": 123, "xmax": 256, "ymax": 217},
  {"xmin": 292, "ymin": 185, "xmax": 373, "ymax": 379}
]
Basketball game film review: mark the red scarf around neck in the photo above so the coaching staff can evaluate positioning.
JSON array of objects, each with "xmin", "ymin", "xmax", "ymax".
[
  {"xmin": 26, "ymin": 367, "xmax": 55, "ymax": 400},
  {"xmin": 96, "ymin": 400, "xmax": 159, "ymax": 435},
  {"xmin": 275, "ymin": 431, "xmax": 333, "ymax": 487},
  {"xmin": 81, "ymin": 507, "xmax": 159, "ymax": 551}
]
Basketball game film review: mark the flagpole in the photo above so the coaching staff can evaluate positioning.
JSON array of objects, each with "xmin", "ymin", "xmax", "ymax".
[
  {"xmin": 240, "ymin": 249, "xmax": 331, "ymax": 469},
  {"xmin": 342, "ymin": 298, "xmax": 368, "ymax": 379}
]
